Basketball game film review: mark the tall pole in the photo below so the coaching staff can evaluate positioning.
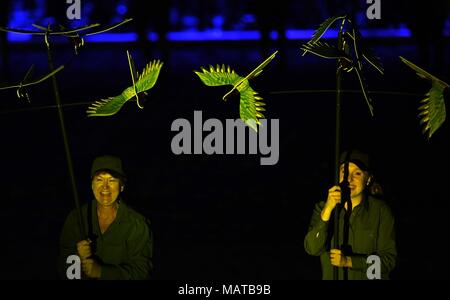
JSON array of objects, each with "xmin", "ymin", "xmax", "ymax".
[
  {"xmin": 333, "ymin": 17, "xmax": 348, "ymax": 280},
  {"xmin": 44, "ymin": 33, "xmax": 86, "ymax": 239},
  {"xmin": 333, "ymin": 66, "xmax": 342, "ymax": 281}
]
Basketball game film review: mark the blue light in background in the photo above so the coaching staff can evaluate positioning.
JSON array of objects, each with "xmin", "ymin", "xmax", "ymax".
[
  {"xmin": 7, "ymin": 32, "xmax": 32, "ymax": 43},
  {"xmin": 84, "ymin": 32, "xmax": 138, "ymax": 43},
  {"xmin": 212, "ymin": 15, "xmax": 225, "ymax": 29},
  {"xmin": 286, "ymin": 29, "xmax": 323, "ymax": 40},
  {"xmin": 8, "ymin": 7, "xmax": 31, "ymax": 29},
  {"xmin": 116, "ymin": 4, "xmax": 128, "ymax": 16},
  {"xmin": 361, "ymin": 28, "xmax": 411, "ymax": 38},
  {"xmin": 2, "ymin": 4, "xmax": 440, "ymax": 43},
  {"xmin": 270, "ymin": 31, "xmax": 279, "ymax": 40},
  {"xmin": 147, "ymin": 32, "xmax": 159, "ymax": 42},
  {"xmin": 6, "ymin": 28, "xmax": 421, "ymax": 43},
  {"xmin": 241, "ymin": 14, "xmax": 256, "ymax": 24},
  {"xmin": 181, "ymin": 16, "xmax": 199, "ymax": 29},
  {"xmin": 167, "ymin": 30, "xmax": 261, "ymax": 41}
]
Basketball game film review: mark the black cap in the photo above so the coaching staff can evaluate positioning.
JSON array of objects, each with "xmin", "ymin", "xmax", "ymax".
[
  {"xmin": 91, "ymin": 155, "xmax": 126, "ymax": 180},
  {"xmin": 339, "ymin": 149, "xmax": 370, "ymax": 171}
]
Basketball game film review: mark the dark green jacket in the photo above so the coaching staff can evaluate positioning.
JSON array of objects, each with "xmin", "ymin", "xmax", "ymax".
[
  {"xmin": 304, "ymin": 196, "xmax": 396, "ymax": 280},
  {"xmin": 59, "ymin": 199, "xmax": 153, "ymax": 280}
]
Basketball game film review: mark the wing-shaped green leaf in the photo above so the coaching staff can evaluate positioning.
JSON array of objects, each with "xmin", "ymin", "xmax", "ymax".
[
  {"xmin": 400, "ymin": 56, "xmax": 449, "ymax": 138},
  {"xmin": 400, "ymin": 56, "xmax": 450, "ymax": 87},
  {"xmin": 244, "ymin": 50, "xmax": 278, "ymax": 81},
  {"xmin": 238, "ymin": 80, "xmax": 266, "ymax": 132},
  {"xmin": 194, "ymin": 65, "xmax": 243, "ymax": 87},
  {"xmin": 418, "ymin": 82, "xmax": 447, "ymax": 139},
  {"xmin": 301, "ymin": 41, "xmax": 348, "ymax": 60},
  {"xmin": 222, "ymin": 51, "xmax": 277, "ymax": 102},
  {"xmin": 135, "ymin": 60, "xmax": 164, "ymax": 93},
  {"xmin": 86, "ymin": 86, "xmax": 135, "ymax": 117},
  {"xmin": 308, "ymin": 15, "xmax": 347, "ymax": 46},
  {"xmin": 354, "ymin": 66, "xmax": 374, "ymax": 116}
]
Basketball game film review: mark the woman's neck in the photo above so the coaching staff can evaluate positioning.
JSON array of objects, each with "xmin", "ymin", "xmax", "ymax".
[
  {"xmin": 97, "ymin": 202, "xmax": 118, "ymax": 219},
  {"xmin": 343, "ymin": 195, "xmax": 364, "ymax": 210},
  {"xmin": 351, "ymin": 194, "xmax": 364, "ymax": 208}
]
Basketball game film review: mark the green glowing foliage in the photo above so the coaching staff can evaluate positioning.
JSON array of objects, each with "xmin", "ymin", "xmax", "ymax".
[
  {"xmin": 308, "ymin": 15, "xmax": 347, "ymax": 46},
  {"xmin": 400, "ymin": 56, "xmax": 448, "ymax": 139},
  {"xmin": 194, "ymin": 51, "xmax": 277, "ymax": 132},
  {"xmin": 87, "ymin": 51, "xmax": 163, "ymax": 117}
]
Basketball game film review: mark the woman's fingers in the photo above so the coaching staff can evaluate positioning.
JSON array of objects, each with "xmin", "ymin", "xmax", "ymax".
[
  {"xmin": 328, "ymin": 185, "xmax": 341, "ymax": 192},
  {"xmin": 330, "ymin": 249, "xmax": 341, "ymax": 254}
]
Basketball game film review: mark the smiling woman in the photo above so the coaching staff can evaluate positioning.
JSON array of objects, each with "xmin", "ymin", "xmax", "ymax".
[
  {"xmin": 59, "ymin": 155, "xmax": 154, "ymax": 280},
  {"xmin": 304, "ymin": 149, "xmax": 397, "ymax": 280},
  {"xmin": 92, "ymin": 172, "xmax": 123, "ymax": 209}
]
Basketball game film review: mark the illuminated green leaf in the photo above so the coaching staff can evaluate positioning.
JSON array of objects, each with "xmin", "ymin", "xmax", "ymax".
[
  {"xmin": 87, "ymin": 52, "xmax": 163, "ymax": 117},
  {"xmin": 194, "ymin": 51, "xmax": 278, "ymax": 132}
]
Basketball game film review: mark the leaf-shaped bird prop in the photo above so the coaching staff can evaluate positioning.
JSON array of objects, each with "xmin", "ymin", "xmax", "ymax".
[
  {"xmin": 301, "ymin": 15, "xmax": 384, "ymax": 116},
  {"xmin": 194, "ymin": 50, "xmax": 278, "ymax": 132},
  {"xmin": 400, "ymin": 56, "xmax": 449, "ymax": 139},
  {"xmin": 87, "ymin": 51, "xmax": 163, "ymax": 117},
  {"xmin": 0, "ymin": 65, "xmax": 64, "ymax": 102},
  {"xmin": 306, "ymin": 15, "xmax": 347, "ymax": 47}
]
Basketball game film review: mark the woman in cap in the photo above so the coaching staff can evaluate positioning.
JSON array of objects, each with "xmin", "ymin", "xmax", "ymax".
[
  {"xmin": 59, "ymin": 155, "xmax": 153, "ymax": 280},
  {"xmin": 304, "ymin": 149, "xmax": 397, "ymax": 280}
]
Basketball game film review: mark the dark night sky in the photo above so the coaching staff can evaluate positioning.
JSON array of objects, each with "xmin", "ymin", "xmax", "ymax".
[{"xmin": 1, "ymin": 1, "xmax": 449, "ymax": 280}]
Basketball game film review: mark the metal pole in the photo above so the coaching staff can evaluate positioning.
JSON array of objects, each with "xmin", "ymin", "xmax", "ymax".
[
  {"xmin": 44, "ymin": 33, "xmax": 86, "ymax": 239},
  {"xmin": 333, "ymin": 66, "xmax": 342, "ymax": 280}
]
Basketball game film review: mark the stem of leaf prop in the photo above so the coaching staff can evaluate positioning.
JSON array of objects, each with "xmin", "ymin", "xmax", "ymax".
[
  {"xmin": 333, "ymin": 66, "xmax": 342, "ymax": 281},
  {"xmin": 301, "ymin": 14, "xmax": 384, "ymax": 279},
  {"xmin": 45, "ymin": 32, "xmax": 86, "ymax": 239},
  {"xmin": 333, "ymin": 17, "xmax": 347, "ymax": 281}
]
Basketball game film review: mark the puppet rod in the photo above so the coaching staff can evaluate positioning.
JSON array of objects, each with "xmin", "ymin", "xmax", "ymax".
[
  {"xmin": 44, "ymin": 33, "xmax": 86, "ymax": 239},
  {"xmin": 333, "ymin": 66, "xmax": 342, "ymax": 281}
]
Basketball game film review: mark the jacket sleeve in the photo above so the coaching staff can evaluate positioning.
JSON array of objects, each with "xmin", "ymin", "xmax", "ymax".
[
  {"xmin": 100, "ymin": 218, "xmax": 153, "ymax": 280},
  {"xmin": 350, "ymin": 203, "xmax": 397, "ymax": 278},
  {"xmin": 304, "ymin": 201, "xmax": 330, "ymax": 256}
]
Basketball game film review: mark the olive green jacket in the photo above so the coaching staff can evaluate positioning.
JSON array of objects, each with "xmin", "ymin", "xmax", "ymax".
[
  {"xmin": 304, "ymin": 196, "xmax": 396, "ymax": 280},
  {"xmin": 59, "ymin": 199, "xmax": 153, "ymax": 280}
]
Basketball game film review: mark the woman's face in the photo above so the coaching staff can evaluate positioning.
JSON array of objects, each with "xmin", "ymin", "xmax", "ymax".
[
  {"xmin": 339, "ymin": 162, "xmax": 370, "ymax": 199},
  {"xmin": 92, "ymin": 171, "xmax": 121, "ymax": 207}
]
